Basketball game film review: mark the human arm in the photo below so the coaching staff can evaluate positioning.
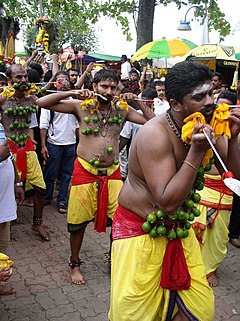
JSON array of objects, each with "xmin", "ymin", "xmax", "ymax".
[
  {"xmin": 75, "ymin": 62, "xmax": 95, "ymax": 89},
  {"xmin": 135, "ymin": 122, "xmax": 214, "ymax": 214},
  {"xmin": 0, "ymin": 142, "xmax": 10, "ymax": 162},
  {"xmin": 139, "ymin": 65, "xmax": 147, "ymax": 86},
  {"xmin": 39, "ymin": 108, "xmax": 50, "ymax": 160},
  {"xmin": 25, "ymin": 49, "xmax": 38, "ymax": 69},
  {"xmin": 13, "ymin": 161, "xmax": 24, "ymax": 204},
  {"xmin": 44, "ymin": 53, "xmax": 59, "ymax": 90}
]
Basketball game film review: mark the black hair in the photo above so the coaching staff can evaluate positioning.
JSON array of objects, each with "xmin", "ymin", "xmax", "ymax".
[
  {"xmin": 153, "ymin": 80, "xmax": 165, "ymax": 88},
  {"xmin": 165, "ymin": 61, "xmax": 213, "ymax": 103},
  {"xmin": 212, "ymin": 71, "xmax": 222, "ymax": 81},
  {"xmin": 53, "ymin": 71, "xmax": 70, "ymax": 81},
  {"xmin": 27, "ymin": 68, "xmax": 41, "ymax": 84},
  {"xmin": 93, "ymin": 69, "xmax": 119, "ymax": 84},
  {"xmin": 29, "ymin": 62, "xmax": 44, "ymax": 78},
  {"xmin": 0, "ymin": 64, "xmax": 6, "ymax": 73},
  {"xmin": 44, "ymin": 70, "xmax": 52, "ymax": 83},
  {"xmin": 217, "ymin": 90, "xmax": 237, "ymax": 105},
  {"xmin": 5, "ymin": 64, "xmax": 25, "ymax": 79},
  {"xmin": 121, "ymin": 54, "xmax": 127, "ymax": 61},
  {"xmin": 142, "ymin": 88, "xmax": 158, "ymax": 100},
  {"xmin": 67, "ymin": 68, "xmax": 79, "ymax": 74}
]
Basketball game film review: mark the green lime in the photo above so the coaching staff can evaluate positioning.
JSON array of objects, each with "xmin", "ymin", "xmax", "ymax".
[
  {"xmin": 19, "ymin": 107, "xmax": 24, "ymax": 111},
  {"xmin": 89, "ymin": 159, "xmax": 95, "ymax": 165},
  {"xmin": 13, "ymin": 83, "xmax": 20, "ymax": 89},
  {"xmin": 23, "ymin": 134, "xmax": 28, "ymax": 140},
  {"xmin": 3, "ymin": 110, "xmax": 8, "ymax": 115},
  {"xmin": 93, "ymin": 116, "xmax": 99, "ymax": 123},
  {"xmin": 15, "ymin": 137, "xmax": 20, "ymax": 143},
  {"xmin": 18, "ymin": 111, "xmax": 23, "ymax": 116},
  {"xmin": 7, "ymin": 107, "xmax": 13, "ymax": 113},
  {"xmin": 184, "ymin": 212, "xmax": 190, "ymax": 221},
  {"xmin": 10, "ymin": 135, "xmax": 15, "ymax": 141},
  {"xmin": 9, "ymin": 123, "xmax": 14, "ymax": 130},
  {"xmin": 113, "ymin": 159, "xmax": 119, "ymax": 165},
  {"xmin": 197, "ymin": 166, "xmax": 205, "ymax": 178},
  {"xmin": 94, "ymin": 128, "xmax": 100, "ymax": 135},
  {"xmin": 113, "ymin": 116, "xmax": 118, "ymax": 123},
  {"xmin": 192, "ymin": 207, "xmax": 201, "ymax": 217},
  {"xmin": 27, "ymin": 82, "xmax": 31, "ymax": 88},
  {"xmin": 176, "ymin": 227, "xmax": 184, "ymax": 238},
  {"xmin": 81, "ymin": 129, "xmax": 87, "ymax": 135},
  {"xmin": 94, "ymin": 160, "xmax": 100, "ymax": 167},
  {"xmin": 167, "ymin": 229, "xmax": 177, "ymax": 240},
  {"xmin": 188, "ymin": 213, "xmax": 195, "ymax": 221},
  {"xmin": 84, "ymin": 116, "xmax": 90, "ymax": 124},
  {"xmin": 118, "ymin": 119, "xmax": 122, "ymax": 124},
  {"xmin": 184, "ymin": 221, "xmax": 191, "ymax": 230},
  {"xmin": 195, "ymin": 181, "xmax": 204, "ymax": 191},
  {"xmin": 157, "ymin": 225, "xmax": 167, "ymax": 236},
  {"xmin": 183, "ymin": 199, "xmax": 194, "ymax": 209},
  {"xmin": 86, "ymin": 128, "xmax": 92, "ymax": 134},
  {"xmin": 142, "ymin": 221, "xmax": 152, "ymax": 233},
  {"xmin": 204, "ymin": 163, "xmax": 212, "ymax": 172},
  {"xmin": 41, "ymin": 87, "xmax": 47, "ymax": 94},
  {"xmin": 168, "ymin": 214, "xmax": 178, "ymax": 220},
  {"xmin": 210, "ymin": 157, "xmax": 215, "ymax": 165},
  {"xmin": 176, "ymin": 209, "xmax": 186, "ymax": 220},
  {"xmin": 147, "ymin": 212, "xmax": 157, "ymax": 223},
  {"xmin": 156, "ymin": 209, "xmax": 166, "ymax": 220},
  {"xmin": 107, "ymin": 146, "xmax": 113, "ymax": 154},
  {"xmin": 149, "ymin": 228, "xmax": 158, "ymax": 238},
  {"xmin": 182, "ymin": 228, "xmax": 189, "ymax": 238},
  {"xmin": 192, "ymin": 193, "xmax": 201, "ymax": 203},
  {"xmin": 108, "ymin": 117, "xmax": 114, "ymax": 124}
]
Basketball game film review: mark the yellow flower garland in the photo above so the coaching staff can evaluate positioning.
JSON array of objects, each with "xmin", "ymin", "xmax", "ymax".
[
  {"xmin": 24, "ymin": 83, "xmax": 41, "ymax": 96},
  {"xmin": 1, "ymin": 84, "xmax": 41, "ymax": 98},
  {"xmin": 81, "ymin": 99, "xmax": 99, "ymax": 114},
  {"xmin": 112, "ymin": 98, "xmax": 129, "ymax": 111}
]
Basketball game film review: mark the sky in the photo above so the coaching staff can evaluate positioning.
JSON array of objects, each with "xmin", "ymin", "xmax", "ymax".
[{"xmin": 16, "ymin": 0, "xmax": 240, "ymax": 57}]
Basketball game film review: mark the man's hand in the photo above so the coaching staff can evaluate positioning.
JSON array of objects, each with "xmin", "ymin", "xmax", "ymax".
[
  {"xmin": 51, "ymin": 53, "xmax": 59, "ymax": 62},
  {"xmin": 15, "ymin": 186, "xmax": 25, "ymax": 204},
  {"xmin": 41, "ymin": 146, "xmax": 49, "ymax": 161},
  {"xmin": 0, "ymin": 141, "xmax": 10, "ymax": 161},
  {"xmin": 0, "ymin": 267, "xmax": 13, "ymax": 282},
  {"xmin": 191, "ymin": 124, "xmax": 216, "ymax": 153},
  {"xmin": 119, "ymin": 92, "xmax": 137, "ymax": 103},
  {"xmin": 229, "ymin": 108, "xmax": 240, "ymax": 139},
  {"xmin": 85, "ymin": 62, "xmax": 95, "ymax": 74},
  {"xmin": 73, "ymin": 89, "xmax": 95, "ymax": 100}
]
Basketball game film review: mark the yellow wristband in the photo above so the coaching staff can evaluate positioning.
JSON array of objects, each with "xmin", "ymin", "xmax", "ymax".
[{"xmin": 183, "ymin": 160, "xmax": 198, "ymax": 172}]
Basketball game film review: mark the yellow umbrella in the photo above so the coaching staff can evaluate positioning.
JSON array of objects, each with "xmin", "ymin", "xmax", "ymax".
[
  {"xmin": 182, "ymin": 44, "xmax": 240, "ymax": 61},
  {"xmin": 131, "ymin": 37, "xmax": 197, "ymax": 62}
]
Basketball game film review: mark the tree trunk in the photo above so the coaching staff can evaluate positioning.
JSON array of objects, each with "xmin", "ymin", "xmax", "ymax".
[{"xmin": 136, "ymin": 0, "xmax": 155, "ymax": 51}]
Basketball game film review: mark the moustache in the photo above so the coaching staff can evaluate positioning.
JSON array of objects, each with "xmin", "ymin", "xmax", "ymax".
[
  {"xmin": 201, "ymin": 104, "xmax": 217, "ymax": 117},
  {"xmin": 97, "ymin": 95, "xmax": 112, "ymax": 104}
]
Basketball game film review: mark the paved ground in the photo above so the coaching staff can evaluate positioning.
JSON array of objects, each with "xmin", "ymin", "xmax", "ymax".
[{"xmin": 0, "ymin": 196, "xmax": 239, "ymax": 321}]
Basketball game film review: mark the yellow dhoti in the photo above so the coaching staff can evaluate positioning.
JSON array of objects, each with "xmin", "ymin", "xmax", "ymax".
[
  {"xmin": 109, "ymin": 206, "xmax": 214, "ymax": 321},
  {"xmin": 193, "ymin": 174, "xmax": 232, "ymax": 276},
  {"xmin": 68, "ymin": 157, "xmax": 123, "ymax": 232}
]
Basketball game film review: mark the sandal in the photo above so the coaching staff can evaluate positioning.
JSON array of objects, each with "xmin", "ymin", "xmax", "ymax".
[{"xmin": 58, "ymin": 203, "xmax": 68, "ymax": 214}]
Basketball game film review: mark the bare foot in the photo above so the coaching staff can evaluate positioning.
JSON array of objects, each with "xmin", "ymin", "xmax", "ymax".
[
  {"xmin": 0, "ymin": 283, "xmax": 16, "ymax": 295},
  {"xmin": 69, "ymin": 266, "xmax": 85, "ymax": 285},
  {"xmin": 32, "ymin": 224, "xmax": 50, "ymax": 241},
  {"xmin": 207, "ymin": 271, "xmax": 219, "ymax": 287}
]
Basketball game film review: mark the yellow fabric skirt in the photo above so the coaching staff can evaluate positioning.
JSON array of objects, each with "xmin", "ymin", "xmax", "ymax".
[
  {"xmin": 193, "ymin": 174, "xmax": 232, "ymax": 276},
  {"xmin": 109, "ymin": 228, "xmax": 214, "ymax": 321},
  {"xmin": 68, "ymin": 157, "xmax": 123, "ymax": 227},
  {"xmin": 15, "ymin": 150, "xmax": 46, "ymax": 192}
]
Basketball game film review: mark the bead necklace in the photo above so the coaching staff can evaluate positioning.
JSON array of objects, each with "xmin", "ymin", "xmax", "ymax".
[{"xmin": 166, "ymin": 109, "xmax": 190, "ymax": 151}]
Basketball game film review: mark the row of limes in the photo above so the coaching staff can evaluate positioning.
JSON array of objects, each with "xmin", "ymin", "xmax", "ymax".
[
  {"xmin": 88, "ymin": 158, "xmax": 119, "ymax": 167},
  {"xmin": 3, "ymin": 106, "xmax": 37, "ymax": 116}
]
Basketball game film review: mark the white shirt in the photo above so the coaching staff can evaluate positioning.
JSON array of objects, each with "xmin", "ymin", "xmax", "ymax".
[
  {"xmin": 40, "ymin": 108, "xmax": 79, "ymax": 145},
  {"xmin": 153, "ymin": 98, "xmax": 170, "ymax": 116},
  {"xmin": 121, "ymin": 61, "xmax": 131, "ymax": 76}
]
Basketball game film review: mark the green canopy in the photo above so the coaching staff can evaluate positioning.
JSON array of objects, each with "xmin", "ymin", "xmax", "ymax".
[
  {"xmin": 84, "ymin": 52, "xmax": 121, "ymax": 62},
  {"xmin": 15, "ymin": 51, "xmax": 28, "ymax": 57}
]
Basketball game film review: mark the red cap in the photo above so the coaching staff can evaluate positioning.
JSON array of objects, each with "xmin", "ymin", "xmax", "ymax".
[{"xmin": 222, "ymin": 171, "xmax": 234, "ymax": 179}]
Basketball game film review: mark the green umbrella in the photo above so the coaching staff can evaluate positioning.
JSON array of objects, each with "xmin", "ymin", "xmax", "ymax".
[{"xmin": 15, "ymin": 51, "xmax": 27, "ymax": 57}]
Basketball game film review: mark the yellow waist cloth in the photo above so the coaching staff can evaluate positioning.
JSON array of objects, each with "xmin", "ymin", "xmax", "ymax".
[
  {"xmin": 108, "ymin": 229, "xmax": 214, "ymax": 321},
  {"xmin": 67, "ymin": 157, "xmax": 123, "ymax": 230}
]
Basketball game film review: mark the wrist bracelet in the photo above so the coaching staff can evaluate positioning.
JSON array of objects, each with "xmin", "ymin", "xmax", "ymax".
[
  {"xmin": 183, "ymin": 160, "xmax": 198, "ymax": 172},
  {"xmin": 15, "ymin": 182, "xmax": 23, "ymax": 187}
]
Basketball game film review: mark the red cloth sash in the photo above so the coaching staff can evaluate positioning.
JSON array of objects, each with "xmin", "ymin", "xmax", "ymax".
[
  {"xmin": 71, "ymin": 158, "xmax": 122, "ymax": 233},
  {"xmin": 112, "ymin": 205, "xmax": 191, "ymax": 291},
  {"xmin": 7, "ymin": 138, "xmax": 34, "ymax": 182},
  {"xmin": 204, "ymin": 177, "xmax": 232, "ymax": 196}
]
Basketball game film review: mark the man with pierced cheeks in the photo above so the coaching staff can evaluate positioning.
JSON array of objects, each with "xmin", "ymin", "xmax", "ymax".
[
  {"xmin": 36, "ymin": 69, "xmax": 155, "ymax": 285},
  {"xmin": 108, "ymin": 61, "xmax": 240, "ymax": 321}
]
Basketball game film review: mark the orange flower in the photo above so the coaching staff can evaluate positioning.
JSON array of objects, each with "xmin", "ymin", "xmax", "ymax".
[
  {"xmin": 182, "ymin": 112, "xmax": 206, "ymax": 144},
  {"xmin": 210, "ymin": 103, "xmax": 231, "ymax": 139}
]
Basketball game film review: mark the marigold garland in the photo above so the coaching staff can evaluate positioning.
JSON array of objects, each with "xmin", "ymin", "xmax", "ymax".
[
  {"xmin": 1, "ymin": 86, "xmax": 15, "ymax": 98},
  {"xmin": 210, "ymin": 103, "xmax": 231, "ymax": 139},
  {"xmin": 112, "ymin": 98, "xmax": 128, "ymax": 111},
  {"xmin": 1, "ymin": 84, "xmax": 41, "ymax": 98},
  {"xmin": 81, "ymin": 99, "xmax": 99, "ymax": 114},
  {"xmin": 24, "ymin": 83, "xmax": 41, "ymax": 96}
]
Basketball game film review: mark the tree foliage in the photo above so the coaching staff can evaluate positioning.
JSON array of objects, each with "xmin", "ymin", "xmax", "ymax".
[{"xmin": 1, "ymin": 0, "xmax": 231, "ymax": 52}]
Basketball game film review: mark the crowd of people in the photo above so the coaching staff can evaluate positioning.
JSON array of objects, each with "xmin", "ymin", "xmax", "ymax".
[{"xmin": 0, "ymin": 51, "xmax": 240, "ymax": 320}]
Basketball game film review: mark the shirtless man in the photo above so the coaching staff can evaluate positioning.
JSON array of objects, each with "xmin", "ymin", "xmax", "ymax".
[
  {"xmin": 0, "ymin": 64, "xmax": 49, "ymax": 241},
  {"xmin": 108, "ymin": 61, "xmax": 240, "ymax": 321},
  {"xmin": 36, "ymin": 69, "xmax": 154, "ymax": 285}
]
